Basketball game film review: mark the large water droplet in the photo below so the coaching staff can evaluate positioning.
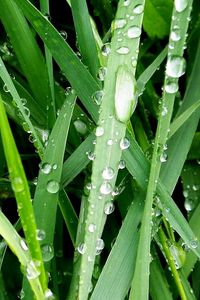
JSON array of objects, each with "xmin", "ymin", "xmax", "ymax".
[
  {"xmin": 74, "ymin": 120, "xmax": 87, "ymax": 135},
  {"xmin": 175, "ymin": 0, "xmax": 188, "ymax": 12},
  {"xmin": 41, "ymin": 244, "xmax": 54, "ymax": 261},
  {"xmin": 102, "ymin": 167, "xmax": 115, "ymax": 180},
  {"xmin": 100, "ymin": 182, "xmax": 112, "ymax": 195},
  {"xmin": 116, "ymin": 47, "xmax": 130, "ymax": 55},
  {"xmin": 104, "ymin": 202, "xmax": 115, "ymax": 215},
  {"xmin": 46, "ymin": 180, "xmax": 60, "ymax": 194},
  {"xmin": 120, "ymin": 137, "xmax": 130, "ymax": 150},
  {"xmin": 166, "ymin": 56, "xmax": 186, "ymax": 78},
  {"xmin": 115, "ymin": 65, "xmax": 137, "ymax": 123},
  {"xmin": 127, "ymin": 26, "xmax": 141, "ymax": 38},
  {"xmin": 133, "ymin": 4, "xmax": 144, "ymax": 14}
]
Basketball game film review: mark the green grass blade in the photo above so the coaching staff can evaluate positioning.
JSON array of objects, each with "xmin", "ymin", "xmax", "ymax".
[
  {"xmin": 33, "ymin": 92, "xmax": 76, "ymax": 265},
  {"xmin": 15, "ymin": 0, "xmax": 100, "ymax": 122},
  {"xmin": 0, "ymin": 0, "xmax": 52, "ymax": 118},
  {"xmin": 71, "ymin": 0, "xmax": 100, "ymax": 78},
  {"xmin": 0, "ymin": 94, "xmax": 47, "ymax": 291},
  {"xmin": 0, "ymin": 57, "xmax": 44, "ymax": 157},
  {"xmin": 68, "ymin": 1, "xmax": 145, "ymax": 298},
  {"xmin": 0, "ymin": 211, "xmax": 44, "ymax": 299}
]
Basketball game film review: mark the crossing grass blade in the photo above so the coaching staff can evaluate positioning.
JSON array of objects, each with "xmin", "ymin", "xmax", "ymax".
[{"xmin": 0, "ymin": 94, "xmax": 47, "ymax": 291}]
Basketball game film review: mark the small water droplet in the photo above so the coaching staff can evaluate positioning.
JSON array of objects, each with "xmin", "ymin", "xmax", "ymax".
[
  {"xmin": 102, "ymin": 167, "xmax": 115, "ymax": 180},
  {"xmin": 104, "ymin": 202, "xmax": 115, "ymax": 215},
  {"xmin": 114, "ymin": 19, "xmax": 127, "ymax": 29},
  {"xmin": 189, "ymin": 239, "xmax": 198, "ymax": 249},
  {"xmin": 97, "ymin": 67, "xmax": 107, "ymax": 81},
  {"xmin": 41, "ymin": 244, "xmax": 54, "ymax": 261},
  {"xmin": 74, "ymin": 120, "xmax": 87, "ymax": 135},
  {"xmin": 171, "ymin": 28, "xmax": 181, "ymax": 42},
  {"xmin": 118, "ymin": 160, "xmax": 126, "ymax": 169},
  {"xmin": 40, "ymin": 162, "xmax": 52, "ymax": 174},
  {"xmin": 59, "ymin": 30, "xmax": 67, "ymax": 40},
  {"xmin": 100, "ymin": 182, "xmax": 112, "ymax": 195},
  {"xmin": 26, "ymin": 260, "xmax": 40, "ymax": 279},
  {"xmin": 20, "ymin": 239, "xmax": 28, "ymax": 251},
  {"xmin": 44, "ymin": 289, "xmax": 55, "ymax": 299},
  {"xmin": 116, "ymin": 47, "xmax": 130, "ymax": 55},
  {"xmin": 95, "ymin": 126, "xmax": 104, "ymax": 137},
  {"xmin": 165, "ymin": 80, "xmax": 178, "ymax": 93},
  {"xmin": 77, "ymin": 243, "xmax": 86, "ymax": 254},
  {"xmin": 96, "ymin": 238, "xmax": 105, "ymax": 255},
  {"xmin": 175, "ymin": 0, "xmax": 188, "ymax": 12},
  {"xmin": 161, "ymin": 106, "xmax": 168, "ymax": 116},
  {"xmin": 3, "ymin": 84, "xmax": 10, "ymax": 93},
  {"xmin": 92, "ymin": 90, "xmax": 104, "ymax": 105},
  {"xmin": 184, "ymin": 199, "xmax": 194, "ymax": 211},
  {"xmin": 11, "ymin": 177, "xmax": 24, "ymax": 192},
  {"xmin": 107, "ymin": 139, "xmax": 113, "ymax": 146},
  {"xmin": 120, "ymin": 137, "xmax": 130, "ymax": 150},
  {"xmin": 36, "ymin": 229, "xmax": 46, "ymax": 241},
  {"xmin": 52, "ymin": 163, "xmax": 57, "ymax": 170},
  {"xmin": 133, "ymin": 4, "xmax": 144, "ymax": 14},
  {"xmin": 46, "ymin": 180, "xmax": 60, "ymax": 194},
  {"xmin": 123, "ymin": 0, "xmax": 131, "ymax": 6},
  {"xmin": 88, "ymin": 223, "xmax": 96, "ymax": 233},
  {"xmin": 101, "ymin": 43, "xmax": 111, "ymax": 56},
  {"xmin": 127, "ymin": 26, "xmax": 141, "ymax": 38},
  {"xmin": 166, "ymin": 56, "xmax": 186, "ymax": 78}
]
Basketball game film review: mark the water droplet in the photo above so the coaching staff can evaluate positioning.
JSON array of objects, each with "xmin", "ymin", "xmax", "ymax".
[
  {"xmin": 102, "ymin": 167, "xmax": 115, "ymax": 180},
  {"xmin": 127, "ymin": 26, "xmax": 141, "ymax": 38},
  {"xmin": 104, "ymin": 202, "xmax": 115, "ymax": 215},
  {"xmin": 26, "ymin": 260, "xmax": 40, "ymax": 279},
  {"xmin": 46, "ymin": 180, "xmax": 60, "ymax": 194},
  {"xmin": 52, "ymin": 163, "xmax": 57, "ymax": 170},
  {"xmin": 97, "ymin": 67, "xmax": 107, "ymax": 81},
  {"xmin": 183, "ymin": 190, "xmax": 189, "ymax": 198},
  {"xmin": 114, "ymin": 19, "xmax": 127, "ymax": 29},
  {"xmin": 189, "ymin": 239, "xmax": 198, "ymax": 249},
  {"xmin": 175, "ymin": 0, "xmax": 188, "ymax": 12},
  {"xmin": 20, "ymin": 239, "xmax": 28, "ymax": 251},
  {"xmin": 115, "ymin": 65, "xmax": 137, "ymax": 123},
  {"xmin": 65, "ymin": 86, "xmax": 73, "ymax": 96},
  {"xmin": 77, "ymin": 243, "xmax": 86, "ymax": 254},
  {"xmin": 123, "ymin": 0, "xmax": 131, "ymax": 6},
  {"xmin": 165, "ymin": 80, "xmax": 178, "ymax": 93},
  {"xmin": 36, "ymin": 229, "xmax": 46, "ymax": 241},
  {"xmin": 88, "ymin": 223, "xmax": 96, "ymax": 233},
  {"xmin": 40, "ymin": 162, "xmax": 52, "ymax": 174},
  {"xmin": 3, "ymin": 84, "xmax": 10, "ymax": 93},
  {"xmin": 171, "ymin": 28, "xmax": 181, "ymax": 42},
  {"xmin": 192, "ymin": 185, "xmax": 199, "ymax": 191},
  {"xmin": 133, "ymin": 4, "xmax": 144, "ymax": 14},
  {"xmin": 184, "ymin": 199, "xmax": 194, "ymax": 211},
  {"xmin": 21, "ymin": 98, "xmax": 27, "ymax": 106},
  {"xmin": 95, "ymin": 126, "xmax": 104, "ymax": 137},
  {"xmin": 118, "ymin": 160, "xmax": 126, "ymax": 169},
  {"xmin": 101, "ymin": 43, "xmax": 111, "ymax": 56},
  {"xmin": 41, "ymin": 244, "xmax": 54, "ymax": 261},
  {"xmin": 74, "ymin": 120, "xmax": 87, "ymax": 135},
  {"xmin": 100, "ymin": 182, "xmax": 112, "ymax": 195},
  {"xmin": 92, "ymin": 90, "xmax": 104, "ymax": 105},
  {"xmin": 120, "ymin": 137, "xmax": 130, "ymax": 150},
  {"xmin": 166, "ymin": 56, "xmax": 186, "ymax": 78},
  {"xmin": 11, "ymin": 177, "xmax": 24, "ymax": 192},
  {"xmin": 161, "ymin": 106, "xmax": 168, "ymax": 116},
  {"xmin": 18, "ymin": 290, "xmax": 25, "ymax": 299},
  {"xmin": 116, "ymin": 47, "xmax": 130, "ymax": 55},
  {"xmin": 160, "ymin": 152, "xmax": 168, "ymax": 163},
  {"xmin": 44, "ymin": 289, "xmax": 55, "ymax": 299},
  {"xmin": 59, "ymin": 30, "xmax": 67, "ymax": 40},
  {"xmin": 96, "ymin": 238, "xmax": 105, "ymax": 255},
  {"xmin": 169, "ymin": 244, "xmax": 185, "ymax": 269},
  {"xmin": 107, "ymin": 139, "xmax": 113, "ymax": 146}
]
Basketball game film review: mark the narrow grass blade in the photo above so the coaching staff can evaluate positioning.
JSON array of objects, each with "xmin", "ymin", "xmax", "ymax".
[
  {"xmin": 15, "ymin": 0, "xmax": 100, "ymax": 122},
  {"xmin": 0, "ymin": 94, "xmax": 47, "ymax": 290},
  {"xmin": 33, "ymin": 92, "xmax": 76, "ymax": 265},
  {"xmin": 0, "ymin": 0, "xmax": 53, "ymax": 119},
  {"xmin": 0, "ymin": 211, "xmax": 44, "ymax": 299},
  {"xmin": 71, "ymin": 0, "xmax": 100, "ymax": 78},
  {"xmin": 0, "ymin": 57, "xmax": 44, "ymax": 157}
]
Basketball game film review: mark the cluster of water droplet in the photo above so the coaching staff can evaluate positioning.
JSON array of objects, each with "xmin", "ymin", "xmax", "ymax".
[{"xmin": 39, "ymin": 162, "xmax": 60, "ymax": 193}]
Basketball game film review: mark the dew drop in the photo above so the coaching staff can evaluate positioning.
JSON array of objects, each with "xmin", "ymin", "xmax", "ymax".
[
  {"xmin": 107, "ymin": 139, "xmax": 113, "ymax": 146},
  {"xmin": 96, "ymin": 238, "xmax": 105, "ymax": 255},
  {"xmin": 41, "ymin": 244, "xmax": 54, "ymax": 262},
  {"xmin": 123, "ymin": 0, "xmax": 131, "ymax": 6},
  {"xmin": 87, "ymin": 151, "xmax": 95, "ymax": 161},
  {"xmin": 169, "ymin": 244, "xmax": 185, "ymax": 269},
  {"xmin": 92, "ymin": 90, "xmax": 104, "ymax": 105},
  {"xmin": 95, "ymin": 126, "xmax": 104, "ymax": 137},
  {"xmin": 113, "ymin": 19, "xmax": 127, "ymax": 29},
  {"xmin": 44, "ymin": 289, "xmax": 55, "ymax": 299},
  {"xmin": 166, "ymin": 56, "xmax": 186, "ymax": 78},
  {"xmin": 46, "ymin": 180, "xmax": 60, "ymax": 194},
  {"xmin": 165, "ymin": 80, "xmax": 178, "ymax": 94},
  {"xmin": 20, "ymin": 239, "xmax": 28, "ymax": 251},
  {"xmin": 77, "ymin": 243, "xmax": 86, "ymax": 254},
  {"xmin": 170, "ymin": 28, "xmax": 181, "ymax": 42},
  {"xmin": 97, "ymin": 67, "xmax": 107, "ymax": 81},
  {"xmin": 88, "ymin": 223, "xmax": 96, "ymax": 233},
  {"xmin": 59, "ymin": 30, "xmax": 68, "ymax": 40},
  {"xmin": 104, "ymin": 202, "xmax": 115, "ymax": 215},
  {"xmin": 26, "ymin": 260, "xmax": 40, "ymax": 279},
  {"xmin": 3, "ymin": 84, "xmax": 10, "ymax": 93},
  {"xmin": 189, "ymin": 239, "xmax": 198, "ymax": 249},
  {"xmin": 40, "ymin": 162, "xmax": 52, "ymax": 174},
  {"xmin": 175, "ymin": 0, "xmax": 188, "ymax": 12},
  {"xmin": 184, "ymin": 199, "xmax": 194, "ymax": 212},
  {"xmin": 100, "ymin": 182, "xmax": 112, "ymax": 195},
  {"xmin": 101, "ymin": 43, "xmax": 111, "ymax": 56},
  {"xmin": 11, "ymin": 177, "xmax": 24, "ymax": 193},
  {"xmin": 116, "ymin": 47, "xmax": 130, "ymax": 55},
  {"xmin": 102, "ymin": 167, "xmax": 115, "ymax": 180},
  {"xmin": 127, "ymin": 26, "xmax": 141, "ymax": 38},
  {"xmin": 161, "ymin": 106, "xmax": 168, "ymax": 116},
  {"xmin": 36, "ymin": 229, "xmax": 46, "ymax": 241},
  {"xmin": 74, "ymin": 120, "xmax": 87, "ymax": 135},
  {"xmin": 160, "ymin": 152, "xmax": 168, "ymax": 162},
  {"xmin": 120, "ymin": 137, "xmax": 130, "ymax": 150},
  {"xmin": 133, "ymin": 4, "xmax": 144, "ymax": 14},
  {"xmin": 118, "ymin": 160, "xmax": 126, "ymax": 169}
]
